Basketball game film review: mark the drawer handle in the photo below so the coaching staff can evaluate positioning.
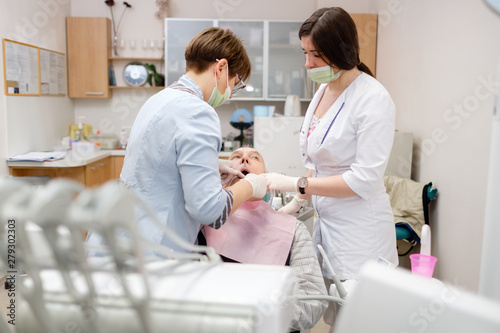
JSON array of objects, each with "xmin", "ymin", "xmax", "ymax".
[
  {"xmin": 85, "ymin": 92, "xmax": 105, "ymax": 96},
  {"xmin": 89, "ymin": 161, "xmax": 108, "ymax": 170}
]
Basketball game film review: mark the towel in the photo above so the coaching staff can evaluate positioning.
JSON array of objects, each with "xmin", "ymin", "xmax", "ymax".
[{"xmin": 7, "ymin": 151, "xmax": 67, "ymax": 162}]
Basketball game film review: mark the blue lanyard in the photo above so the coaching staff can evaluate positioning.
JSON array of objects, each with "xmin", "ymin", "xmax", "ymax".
[{"xmin": 321, "ymin": 101, "xmax": 345, "ymax": 144}]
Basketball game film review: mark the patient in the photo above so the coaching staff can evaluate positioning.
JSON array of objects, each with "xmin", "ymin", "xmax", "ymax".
[{"xmin": 199, "ymin": 147, "xmax": 328, "ymax": 332}]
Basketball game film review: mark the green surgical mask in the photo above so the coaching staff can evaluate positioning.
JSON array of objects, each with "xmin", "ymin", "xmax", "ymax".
[
  {"xmin": 307, "ymin": 65, "xmax": 342, "ymax": 84},
  {"xmin": 207, "ymin": 62, "xmax": 231, "ymax": 108}
]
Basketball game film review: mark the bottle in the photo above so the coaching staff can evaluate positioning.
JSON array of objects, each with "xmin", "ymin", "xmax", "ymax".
[
  {"xmin": 77, "ymin": 116, "xmax": 85, "ymax": 141},
  {"xmin": 120, "ymin": 126, "xmax": 132, "ymax": 149}
]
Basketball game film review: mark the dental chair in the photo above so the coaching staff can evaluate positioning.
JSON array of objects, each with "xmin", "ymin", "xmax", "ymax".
[
  {"xmin": 384, "ymin": 175, "xmax": 438, "ymax": 256},
  {"xmin": 384, "ymin": 131, "xmax": 438, "ymax": 256}
]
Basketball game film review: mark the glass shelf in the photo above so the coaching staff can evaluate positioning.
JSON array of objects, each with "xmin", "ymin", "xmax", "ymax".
[
  {"xmin": 109, "ymin": 57, "xmax": 163, "ymax": 61},
  {"xmin": 109, "ymin": 86, "xmax": 164, "ymax": 89}
]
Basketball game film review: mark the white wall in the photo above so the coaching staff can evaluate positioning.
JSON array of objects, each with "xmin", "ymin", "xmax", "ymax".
[
  {"xmin": 2, "ymin": 0, "xmax": 499, "ymax": 292},
  {"xmin": 0, "ymin": 0, "xmax": 73, "ymax": 170},
  {"xmin": 376, "ymin": 0, "xmax": 500, "ymax": 291}
]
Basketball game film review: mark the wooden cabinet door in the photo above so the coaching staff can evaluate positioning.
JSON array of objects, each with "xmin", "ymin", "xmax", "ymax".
[
  {"xmin": 67, "ymin": 17, "xmax": 112, "ymax": 98},
  {"xmin": 85, "ymin": 157, "xmax": 111, "ymax": 187},
  {"xmin": 111, "ymin": 156, "xmax": 125, "ymax": 180},
  {"xmin": 350, "ymin": 14, "xmax": 378, "ymax": 77},
  {"xmin": 9, "ymin": 166, "xmax": 85, "ymax": 184}
]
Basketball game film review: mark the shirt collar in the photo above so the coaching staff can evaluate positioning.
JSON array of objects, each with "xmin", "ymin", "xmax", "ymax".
[{"xmin": 178, "ymin": 74, "xmax": 204, "ymax": 100}]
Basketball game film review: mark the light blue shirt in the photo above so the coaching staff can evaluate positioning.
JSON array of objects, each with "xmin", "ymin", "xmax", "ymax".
[{"xmin": 87, "ymin": 75, "xmax": 233, "ymax": 255}]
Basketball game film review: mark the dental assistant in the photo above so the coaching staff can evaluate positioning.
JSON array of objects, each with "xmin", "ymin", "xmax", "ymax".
[
  {"xmin": 265, "ymin": 7, "xmax": 398, "ymax": 282},
  {"xmin": 86, "ymin": 27, "xmax": 267, "ymax": 254}
]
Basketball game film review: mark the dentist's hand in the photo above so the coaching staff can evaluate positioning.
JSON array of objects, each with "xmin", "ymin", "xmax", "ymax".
[
  {"xmin": 219, "ymin": 159, "xmax": 244, "ymax": 187},
  {"xmin": 242, "ymin": 173, "xmax": 269, "ymax": 199},
  {"xmin": 279, "ymin": 195, "xmax": 307, "ymax": 215},
  {"xmin": 264, "ymin": 173, "xmax": 299, "ymax": 193}
]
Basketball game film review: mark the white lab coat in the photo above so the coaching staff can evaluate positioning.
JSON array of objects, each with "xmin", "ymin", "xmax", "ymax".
[{"xmin": 300, "ymin": 73, "xmax": 398, "ymax": 281}]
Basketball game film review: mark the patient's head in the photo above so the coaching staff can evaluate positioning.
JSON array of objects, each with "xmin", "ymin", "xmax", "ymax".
[
  {"xmin": 229, "ymin": 147, "xmax": 266, "ymax": 175},
  {"xmin": 224, "ymin": 147, "xmax": 266, "ymax": 188}
]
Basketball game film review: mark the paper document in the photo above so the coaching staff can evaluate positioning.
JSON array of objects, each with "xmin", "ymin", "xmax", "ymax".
[{"xmin": 7, "ymin": 151, "xmax": 67, "ymax": 162}]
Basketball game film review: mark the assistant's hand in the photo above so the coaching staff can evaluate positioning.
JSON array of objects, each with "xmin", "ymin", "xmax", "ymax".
[
  {"xmin": 263, "ymin": 173, "xmax": 298, "ymax": 193},
  {"xmin": 242, "ymin": 173, "xmax": 269, "ymax": 199},
  {"xmin": 279, "ymin": 195, "xmax": 307, "ymax": 214},
  {"xmin": 219, "ymin": 159, "xmax": 244, "ymax": 187}
]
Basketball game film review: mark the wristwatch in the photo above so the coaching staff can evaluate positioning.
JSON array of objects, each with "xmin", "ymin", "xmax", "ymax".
[{"xmin": 297, "ymin": 177, "xmax": 308, "ymax": 194}]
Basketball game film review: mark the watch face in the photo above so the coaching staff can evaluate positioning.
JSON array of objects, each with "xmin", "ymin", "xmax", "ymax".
[
  {"xmin": 123, "ymin": 62, "xmax": 148, "ymax": 86},
  {"xmin": 298, "ymin": 177, "xmax": 308, "ymax": 187}
]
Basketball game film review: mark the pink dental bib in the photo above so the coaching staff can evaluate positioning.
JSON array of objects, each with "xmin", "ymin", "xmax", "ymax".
[{"xmin": 204, "ymin": 200, "xmax": 296, "ymax": 265}]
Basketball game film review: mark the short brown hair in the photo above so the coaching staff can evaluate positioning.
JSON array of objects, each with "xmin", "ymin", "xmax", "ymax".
[
  {"xmin": 185, "ymin": 27, "xmax": 251, "ymax": 82},
  {"xmin": 299, "ymin": 7, "xmax": 373, "ymax": 77}
]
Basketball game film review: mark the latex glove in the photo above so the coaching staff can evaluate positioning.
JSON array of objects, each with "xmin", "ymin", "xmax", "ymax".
[
  {"xmin": 279, "ymin": 195, "xmax": 307, "ymax": 214},
  {"xmin": 219, "ymin": 159, "xmax": 244, "ymax": 187},
  {"xmin": 242, "ymin": 173, "xmax": 268, "ymax": 199},
  {"xmin": 264, "ymin": 173, "xmax": 299, "ymax": 193}
]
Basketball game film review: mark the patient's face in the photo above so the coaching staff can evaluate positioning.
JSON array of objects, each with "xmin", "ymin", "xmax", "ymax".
[{"xmin": 228, "ymin": 147, "xmax": 266, "ymax": 175}]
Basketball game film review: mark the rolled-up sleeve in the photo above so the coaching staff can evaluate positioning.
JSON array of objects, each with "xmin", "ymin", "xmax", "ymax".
[{"xmin": 343, "ymin": 91, "xmax": 395, "ymax": 200}]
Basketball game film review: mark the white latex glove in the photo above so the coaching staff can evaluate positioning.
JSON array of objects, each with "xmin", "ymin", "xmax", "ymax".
[
  {"xmin": 279, "ymin": 195, "xmax": 307, "ymax": 214},
  {"xmin": 264, "ymin": 173, "xmax": 299, "ymax": 193},
  {"xmin": 242, "ymin": 173, "xmax": 268, "ymax": 199},
  {"xmin": 219, "ymin": 159, "xmax": 244, "ymax": 187}
]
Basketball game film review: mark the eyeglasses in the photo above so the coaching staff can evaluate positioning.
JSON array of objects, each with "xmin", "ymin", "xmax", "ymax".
[{"xmin": 232, "ymin": 74, "xmax": 246, "ymax": 94}]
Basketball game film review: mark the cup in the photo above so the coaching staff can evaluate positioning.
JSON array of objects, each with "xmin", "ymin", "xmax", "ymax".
[{"xmin": 409, "ymin": 254, "xmax": 437, "ymax": 278}]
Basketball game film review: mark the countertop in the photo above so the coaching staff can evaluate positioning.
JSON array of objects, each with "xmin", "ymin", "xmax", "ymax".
[
  {"xmin": 7, "ymin": 149, "xmax": 125, "ymax": 168},
  {"xmin": 7, "ymin": 149, "xmax": 230, "ymax": 168}
]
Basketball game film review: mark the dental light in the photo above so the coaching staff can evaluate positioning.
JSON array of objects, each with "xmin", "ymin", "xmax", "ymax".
[{"xmin": 0, "ymin": 178, "xmax": 298, "ymax": 333}]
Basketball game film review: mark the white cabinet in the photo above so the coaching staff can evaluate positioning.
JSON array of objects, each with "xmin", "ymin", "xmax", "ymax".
[
  {"xmin": 219, "ymin": 20, "xmax": 265, "ymax": 99},
  {"xmin": 268, "ymin": 21, "xmax": 312, "ymax": 100},
  {"xmin": 164, "ymin": 18, "xmax": 314, "ymax": 101},
  {"xmin": 165, "ymin": 19, "xmax": 214, "ymax": 86}
]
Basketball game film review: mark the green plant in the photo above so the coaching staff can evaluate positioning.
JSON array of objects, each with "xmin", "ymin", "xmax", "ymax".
[{"xmin": 144, "ymin": 63, "xmax": 165, "ymax": 87}]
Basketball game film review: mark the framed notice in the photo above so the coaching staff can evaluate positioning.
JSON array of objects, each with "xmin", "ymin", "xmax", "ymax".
[
  {"xmin": 40, "ymin": 48, "xmax": 66, "ymax": 96},
  {"xmin": 3, "ymin": 39, "xmax": 40, "ymax": 96},
  {"xmin": 2, "ymin": 39, "xmax": 67, "ymax": 97}
]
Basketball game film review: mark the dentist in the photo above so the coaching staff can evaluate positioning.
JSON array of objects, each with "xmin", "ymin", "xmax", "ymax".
[
  {"xmin": 265, "ymin": 7, "xmax": 398, "ymax": 282},
  {"xmin": 86, "ymin": 27, "xmax": 267, "ymax": 254}
]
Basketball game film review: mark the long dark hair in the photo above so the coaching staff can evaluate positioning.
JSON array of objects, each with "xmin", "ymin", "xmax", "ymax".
[{"xmin": 299, "ymin": 7, "xmax": 373, "ymax": 77}]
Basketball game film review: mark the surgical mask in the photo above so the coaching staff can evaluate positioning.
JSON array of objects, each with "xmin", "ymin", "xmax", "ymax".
[
  {"xmin": 207, "ymin": 62, "xmax": 231, "ymax": 108},
  {"xmin": 307, "ymin": 65, "xmax": 342, "ymax": 84}
]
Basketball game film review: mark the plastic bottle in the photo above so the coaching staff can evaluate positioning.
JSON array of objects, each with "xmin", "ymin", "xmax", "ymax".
[
  {"xmin": 77, "ymin": 116, "xmax": 85, "ymax": 141},
  {"xmin": 120, "ymin": 126, "xmax": 132, "ymax": 149}
]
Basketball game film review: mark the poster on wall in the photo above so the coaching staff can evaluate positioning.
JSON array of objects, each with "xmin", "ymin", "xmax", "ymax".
[{"xmin": 2, "ymin": 39, "xmax": 67, "ymax": 97}]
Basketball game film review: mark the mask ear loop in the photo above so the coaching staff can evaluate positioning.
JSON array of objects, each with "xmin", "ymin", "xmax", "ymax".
[
  {"xmin": 214, "ymin": 59, "xmax": 219, "ymax": 90},
  {"xmin": 215, "ymin": 59, "xmax": 230, "ymax": 95}
]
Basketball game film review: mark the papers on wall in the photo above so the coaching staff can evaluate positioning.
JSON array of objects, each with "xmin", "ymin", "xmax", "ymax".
[{"xmin": 2, "ymin": 39, "xmax": 66, "ymax": 96}]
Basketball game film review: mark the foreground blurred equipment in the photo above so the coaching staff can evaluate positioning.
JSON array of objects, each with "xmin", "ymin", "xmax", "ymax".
[
  {"xmin": 0, "ymin": 178, "xmax": 298, "ymax": 333},
  {"xmin": 335, "ymin": 262, "xmax": 500, "ymax": 333}
]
